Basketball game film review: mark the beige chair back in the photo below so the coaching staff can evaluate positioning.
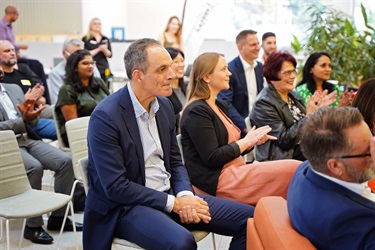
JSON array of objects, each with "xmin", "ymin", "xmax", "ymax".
[
  {"xmin": 78, "ymin": 156, "xmax": 89, "ymax": 194},
  {"xmin": 65, "ymin": 116, "xmax": 90, "ymax": 181},
  {"xmin": 0, "ymin": 130, "xmax": 31, "ymax": 199}
]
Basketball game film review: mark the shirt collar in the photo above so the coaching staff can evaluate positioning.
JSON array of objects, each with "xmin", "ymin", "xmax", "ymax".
[
  {"xmin": 1, "ymin": 17, "xmax": 12, "ymax": 27},
  {"xmin": 239, "ymin": 55, "xmax": 258, "ymax": 71},
  {"xmin": 311, "ymin": 167, "xmax": 370, "ymax": 197},
  {"xmin": 127, "ymin": 83, "xmax": 159, "ymax": 119},
  {"xmin": 0, "ymin": 83, "xmax": 5, "ymax": 92}
]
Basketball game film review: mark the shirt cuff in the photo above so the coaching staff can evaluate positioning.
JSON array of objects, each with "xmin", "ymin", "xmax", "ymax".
[
  {"xmin": 165, "ymin": 194, "xmax": 175, "ymax": 213},
  {"xmin": 165, "ymin": 191, "xmax": 194, "ymax": 213},
  {"xmin": 176, "ymin": 191, "xmax": 194, "ymax": 197}
]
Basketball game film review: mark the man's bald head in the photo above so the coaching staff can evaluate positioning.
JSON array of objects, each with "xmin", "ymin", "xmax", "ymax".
[
  {"xmin": 5, "ymin": 6, "xmax": 17, "ymax": 14},
  {"xmin": 4, "ymin": 6, "xmax": 19, "ymax": 22}
]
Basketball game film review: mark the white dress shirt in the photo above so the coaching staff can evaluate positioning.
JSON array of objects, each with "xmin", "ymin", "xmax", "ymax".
[
  {"xmin": 128, "ymin": 84, "xmax": 193, "ymax": 212},
  {"xmin": 239, "ymin": 56, "xmax": 258, "ymax": 113},
  {"xmin": 313, "ymin": 168, "xmax": 375, "ymax": 202}
]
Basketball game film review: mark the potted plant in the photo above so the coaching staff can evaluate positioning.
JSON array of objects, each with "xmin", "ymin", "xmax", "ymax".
[{"xmin": 291, "ymin": 3, "xmax": 375, "ymax": 89}]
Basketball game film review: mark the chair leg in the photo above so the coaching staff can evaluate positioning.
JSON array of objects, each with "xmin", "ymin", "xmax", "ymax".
[
  {"xmin": 69, "ymin": 201, "xmax": 78, "ymax": 250},
  {"xmin": 48, "ymin": 170, "xmax": 55, "ymax": 192},
  {"xmin": 18, "ymin": 219, "xmax": 26, "ymax": 249},
  {"xmin": 56, "ymin": 179, "xmax": 79, "ymax": 250},
  {"xmin": 5, "ymin": 219, "xmax": 10, "ymax": 250},
  {"xmin": 211, "ymin": 233, "xmax": 217, "ymax": 250},
  {"xmin": 0, "ymin": 217, "xmax": 2, "ymax": 242}
]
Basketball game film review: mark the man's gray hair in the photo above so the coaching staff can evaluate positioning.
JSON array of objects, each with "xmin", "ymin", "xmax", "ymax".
[
  {"xmin": 62, "ymin": 38, "xmax": 83, "ymax": 51},
  {"xmin": 300, "ymin": 106, "xmax": 363, "ymax": 173},
  {"xmin": 124, "ymin": 38, "xmax": 161, "ymax": 80}
]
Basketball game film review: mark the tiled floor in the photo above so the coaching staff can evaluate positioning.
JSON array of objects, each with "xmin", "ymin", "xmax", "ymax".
[{"xmin": 0, "ymin": 171, "xmax": 232, "ymax": 250}]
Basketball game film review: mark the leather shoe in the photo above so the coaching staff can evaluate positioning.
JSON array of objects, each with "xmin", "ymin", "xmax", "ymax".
[
  {"xmin": 24, "ymin": 226, "xmax": 53, "ymax": 244},
  {"xmin": 47, "ymin": 216, "xmax": 83, "ymax": 232}
]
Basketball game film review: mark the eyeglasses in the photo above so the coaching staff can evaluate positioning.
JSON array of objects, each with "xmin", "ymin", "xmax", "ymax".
[
  {"xmin": 338, "ymin": 153, "xmax": 371, "ymax": 159},
  {"xmin": 80, "ymin": 61, "xmax": 96, "ymax": 66},
  {"xmin": 280, "ymin": 69, "xmax": 298, "ymax": 77}
]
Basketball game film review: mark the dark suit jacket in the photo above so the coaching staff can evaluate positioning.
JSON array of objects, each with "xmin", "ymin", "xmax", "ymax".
[
  {"xmin": 84, "ymin": 85, "xmax": 193, "ymax": 250},
  {"xmin": 180, "ymin": 99, "xmax": 242, "ymax": 195},
  {"xmin": 217, "ymin": 56, "xmax": 264, "ymax": 137},
  {"xmin": 288, "ymin": 162, "xmax": 375, "ymax": 249},
  {"xmin": 0, "ymin": 83, "xmax": 40, "ymax": 139}
]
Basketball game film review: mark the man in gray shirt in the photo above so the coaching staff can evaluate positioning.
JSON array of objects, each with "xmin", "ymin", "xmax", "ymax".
[{"xmin": 47, "ymin": 38, "xmax": 100, "ymax": 103}]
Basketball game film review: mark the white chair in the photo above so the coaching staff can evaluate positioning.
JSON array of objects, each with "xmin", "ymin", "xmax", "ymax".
[
  {"xmin": 51, "ymin": 104, "xmax": 70, "ymax": 152},
  {"xmin": 65, "ymin": 116, "xmax": 90, "ymax": 184},
  {"xmin": 0, "ymin": 130, "xmax": 78, "ymax": 250},
  {"xmin": 78, "ymin": 156, "xmax": 216, "ymax": 249}
]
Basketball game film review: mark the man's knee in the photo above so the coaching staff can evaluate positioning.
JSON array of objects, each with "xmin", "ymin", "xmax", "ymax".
[
  {"xmin": 167, "ymin": 231, "xmax": 196, "ymax": 250},
  {"xmin": 25, "ymin": 162, "xmax": 43, "ymax": 189},
  {"xmin": 55, "ymin": 154, "xmax": 74, "ymax": 175}
]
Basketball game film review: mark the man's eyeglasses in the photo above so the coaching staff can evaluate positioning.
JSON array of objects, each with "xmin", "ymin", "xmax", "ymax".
[
  {"xmin": 280, "ymin": 69, "xmax": 298, "ymax": 77},
  {"xmin": 338, "ymin": 153, "xmax": 371, "ymax": 159}
]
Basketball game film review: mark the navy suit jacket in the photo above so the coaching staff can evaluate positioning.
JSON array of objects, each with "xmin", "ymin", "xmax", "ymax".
[
  {"xmin": 288, "ymin": 161, "xmax": 375, "ymax": 249},
  {"xmin": 217, "ymin": 56, "xmax": 264, "ymax": 137},
  {"xmin": 83, "ymin": 85, "xmax": 193, "ymax": 249}
]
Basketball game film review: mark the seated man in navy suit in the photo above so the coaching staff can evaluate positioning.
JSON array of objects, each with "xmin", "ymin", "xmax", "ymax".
[
  {"xmin": 83, "ymin": 38, "xmax": 254, "ymax": 250},
  {"xmin": 288, "ymin": 107, "xmax": 375, "ymax": 249},
  {"xmin": 217, "ymin": 30, "xmax": 264, "ymax": 138}
]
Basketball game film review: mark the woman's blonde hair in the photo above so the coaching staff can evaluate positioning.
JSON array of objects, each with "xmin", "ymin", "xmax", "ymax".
[
  {"xmin": 186, "ymin": 52, "xmax": 223, "ymax": 105},
  {"xmin": 164, "ymin": 16, "xmax": 182, "ymax": 46},
  {"xmin": 83, "ymin": 17, "xmax": 102, "ymax": 42}
]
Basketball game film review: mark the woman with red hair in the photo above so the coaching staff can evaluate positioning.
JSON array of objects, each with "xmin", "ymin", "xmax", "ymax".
[{"xmin": 250, "ymin": 52, "xmax": 336, "ymax": 161}]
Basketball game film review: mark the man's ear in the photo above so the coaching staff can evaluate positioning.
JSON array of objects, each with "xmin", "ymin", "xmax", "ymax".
[
  {"xmin": 327, "ymin": 158, "xmax": 344, "ymax": 177},
  {"xmin": 132, "ymin": 70, "xmax": 143, "ymax": 83}
]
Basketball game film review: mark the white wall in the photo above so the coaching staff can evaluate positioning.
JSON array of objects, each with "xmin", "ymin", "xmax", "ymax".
[{"xmin": 81, "ymin": 0, "xmax": 184, "ymax": 40}]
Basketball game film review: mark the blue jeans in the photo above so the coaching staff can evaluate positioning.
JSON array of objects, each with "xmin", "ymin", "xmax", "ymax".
[{"xmin": 32, "ymin": 118, "xmax": 57, "ymax": 140}]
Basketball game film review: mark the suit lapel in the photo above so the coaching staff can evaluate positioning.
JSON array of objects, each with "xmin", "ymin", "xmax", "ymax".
[
  {"xmin": 155, "ymin": 98, "xmax": 170, "ymax": 171},
  {"xmin": 254, "ymin": 64, "xmax": 263, "ymax": 93},
  {"xmin": 234, "ymin": 57, "xmax": 248, "ymax": 98},
  {"xmin": 2, "ymin": 84, "xmax": 23, "ymax": 117},
  {"xmin": 0, "ymin": 103, "xmax": 8, "ymax": 121},
  {"xmin": 119, "ymin": 87, "xmax": 146, "ymax": 182}
]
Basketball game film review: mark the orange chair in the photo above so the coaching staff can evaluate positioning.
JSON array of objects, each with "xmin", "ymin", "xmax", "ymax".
[{"xmin": 246, "ymin": 196, "xmax": 316, "ymax": 250}]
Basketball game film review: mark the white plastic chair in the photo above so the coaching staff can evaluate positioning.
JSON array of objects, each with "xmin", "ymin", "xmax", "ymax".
[
  {"xmin": 65, "ymin": 116, "xmax": 90, "ymax": 184},
  {"xmin": 0, "ymin": 130, "xmax": 78, "ymax": 250},
  {"xmin": 79, "ymin": 156, "xmax": 216, "ymax": 249}
]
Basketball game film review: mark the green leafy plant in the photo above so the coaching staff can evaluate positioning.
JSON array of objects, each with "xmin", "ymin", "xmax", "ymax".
[{"xmin": 291, "ymin": 3, "xmax": 375, "ymax": 88}]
